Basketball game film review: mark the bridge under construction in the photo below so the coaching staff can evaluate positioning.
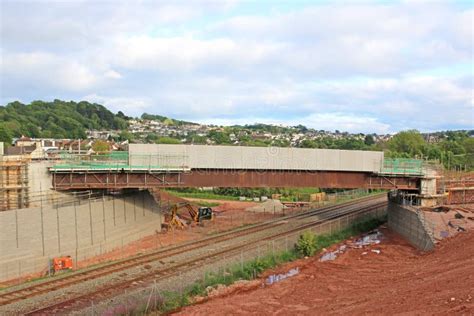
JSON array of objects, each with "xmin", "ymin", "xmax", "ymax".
[{"xmin": 49, "ymin": 144, "xmax": 426, "ymax": 192}]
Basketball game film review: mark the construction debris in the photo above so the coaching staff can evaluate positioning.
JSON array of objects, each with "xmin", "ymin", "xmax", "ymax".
[
  {"xmin": 319, "ymin": 229, "xmax": 384, "ymax": 262},
  {"xmin": 353, "ymin": 230, "xmax": 383, "ymax": 247},
  {"xmin": 421, "ymin": 205, "xmax": 474, "ymax": 240},
  {"xmin": 265, "ymin": 268, "xmax": 299, "ymax": 285},
  {"xmin": 246, "ymin": 199, "xmax": 286, "ymax": 213}
]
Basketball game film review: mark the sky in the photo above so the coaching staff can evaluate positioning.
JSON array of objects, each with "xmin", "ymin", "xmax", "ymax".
[{"xmin": 0, "ymin": 0, "xmax": 473, "ymax": 134}]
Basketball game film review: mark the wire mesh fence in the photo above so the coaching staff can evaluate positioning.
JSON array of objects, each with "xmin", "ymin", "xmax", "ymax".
[{"xmin": 83, "ymin": 206, "xmax": 386, "ymax": 315}]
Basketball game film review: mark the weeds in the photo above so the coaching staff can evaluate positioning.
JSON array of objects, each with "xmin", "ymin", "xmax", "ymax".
[{"xmin": 295, "ymin": 231, "xmax": 317, "ymax": 256}]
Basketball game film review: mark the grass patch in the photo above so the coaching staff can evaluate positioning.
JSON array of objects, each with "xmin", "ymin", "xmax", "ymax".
[
  {"xmin": 144, "ymin": 215, "xmax": 386, "ymax": 315},
  {"xmin": 196, "ymin": 201, "xmax": 221, "ymax": 207},
  {"xmin": 166, "ymin": 190, "xmax": 239, "ymax": 201}
]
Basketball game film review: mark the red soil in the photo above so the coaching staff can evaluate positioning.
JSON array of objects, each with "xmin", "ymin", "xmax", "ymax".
[{"xmin": 176, "ymin": 227, "xmax": 474, "ymax": 315}]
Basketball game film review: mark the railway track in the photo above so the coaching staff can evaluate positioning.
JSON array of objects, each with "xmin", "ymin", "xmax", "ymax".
[{"xmin": 0, "ymin": 194, "xmax": 386, "ymax": 314}]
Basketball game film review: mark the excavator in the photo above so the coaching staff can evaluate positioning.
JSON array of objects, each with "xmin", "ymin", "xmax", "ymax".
[{"xmin": 168, "ymin": 202, "xmax": 213, "ymax": 229}]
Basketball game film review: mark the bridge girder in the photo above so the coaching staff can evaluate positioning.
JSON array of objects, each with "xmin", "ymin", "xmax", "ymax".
[{"xmin": 51, "ymin": 169, "xmax": 420, "ymax": 191}]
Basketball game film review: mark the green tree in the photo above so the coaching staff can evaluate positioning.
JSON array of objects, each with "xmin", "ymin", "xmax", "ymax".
[
  {"xmin": 118, "ymin": 130, "xmax": 135, "ymax": 142},
  {"xmin": 156, "ymin": 136, "xmax": 181, "ymax": 144},
  {"xmin": 209, "ymin": 131, "xmax": 231, "ymax": 144},
  {"xmin": 0, "ymin": 126, "xmax": 13, "ymax": 147},
  {"xmin": 364, "ymin": 134, "xmax": 375, "ymax": 146},
  {"xmin": 388, "ymin": 130, "xmax": 426, "ymax": 157},
  {"xmin": 92, "ymin": 140, "xmax": 110, "ymax": 153}
]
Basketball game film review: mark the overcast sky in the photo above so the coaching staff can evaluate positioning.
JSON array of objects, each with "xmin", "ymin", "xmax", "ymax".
[{"xmin": 0, "ymin": 0, "xmax": 472, "ymax": 133}]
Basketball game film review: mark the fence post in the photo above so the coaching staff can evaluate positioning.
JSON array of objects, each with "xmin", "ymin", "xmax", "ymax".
[
  {"xmin": 17, "ymin": 260, "xmax": 21, "ymax": 285},
  {"xmin": 40, "ymin": 189, "xmax": 45, "ymax": 256}
]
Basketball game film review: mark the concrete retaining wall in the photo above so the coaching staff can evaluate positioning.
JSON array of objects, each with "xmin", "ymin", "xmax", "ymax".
[
  {"xmin": 388, "ymin": 202, "xmax": 435, "ymax": 251},
  {"xmin": 0, "ymin": 190, "xmax": 162, "ymax": 282}
]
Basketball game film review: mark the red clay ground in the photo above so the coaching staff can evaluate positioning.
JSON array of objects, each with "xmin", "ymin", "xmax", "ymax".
[{"xmin": 175, "ymin": 227, "xmax": 474, "ymax": 315}]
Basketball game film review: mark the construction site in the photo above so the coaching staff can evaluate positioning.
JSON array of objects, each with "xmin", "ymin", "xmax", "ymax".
[{"xmin": 0, "ymin": 144, "xmax": 473, "ymax": 315}]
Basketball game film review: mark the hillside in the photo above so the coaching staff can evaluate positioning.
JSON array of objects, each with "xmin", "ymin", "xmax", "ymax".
[{"xmin": 0, "ymin": 100, "xmax": 128, "ymax": 139}]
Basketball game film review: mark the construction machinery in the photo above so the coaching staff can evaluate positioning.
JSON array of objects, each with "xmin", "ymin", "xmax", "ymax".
[{"xmin": 168, "ymin": 202, "xmax": 213, "ymax": 229}]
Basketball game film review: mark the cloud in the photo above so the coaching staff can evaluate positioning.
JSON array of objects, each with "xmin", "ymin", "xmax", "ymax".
[
  {"xmin": 103, "ymin": 70, "xmax": 123, "ymax": 80},
  {"xmin": 82, "ymin": 94, "xmax": 151, "ymax": 114},
  {"xmin": 0, "ymin": 1, "xmax": 472, "ymax": 133}
]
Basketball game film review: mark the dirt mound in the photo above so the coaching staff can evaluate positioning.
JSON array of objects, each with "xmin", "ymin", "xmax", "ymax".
[
  {"xmin": 246, "ymin": 199, "xmax": 286, "ymax": 213},
  {"xmin": 175, "ymin": 228, "xmax": 474, "ymax": 315},
  {"xmin": 422, "ymin": 205, "xmax": 474, "ymax": 240}
]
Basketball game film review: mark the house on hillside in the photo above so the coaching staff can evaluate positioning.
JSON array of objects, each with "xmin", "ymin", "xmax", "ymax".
[{"xmin": 4, "ymin": 143, "xmax": 45, "ymax": 159}]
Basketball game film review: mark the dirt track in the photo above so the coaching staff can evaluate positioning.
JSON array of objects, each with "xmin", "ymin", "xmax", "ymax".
[{"xmin": 176, "ymin": 228, "xmax": 474, "ymax": 315}]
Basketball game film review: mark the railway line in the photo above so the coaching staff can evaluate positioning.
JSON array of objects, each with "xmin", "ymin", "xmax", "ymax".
[{"xmin": 0, "ymin": 193, "xmax": 387, "ymax": 314}]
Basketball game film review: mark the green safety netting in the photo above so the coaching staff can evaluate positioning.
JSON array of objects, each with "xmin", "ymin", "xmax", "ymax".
[
  {"xmin": 381, "ymin": 158, "xmax": 424, "ymax": 175},
  {"xmin": 51, "ymin": 151, "xmax": 184, "ymax": 170}
]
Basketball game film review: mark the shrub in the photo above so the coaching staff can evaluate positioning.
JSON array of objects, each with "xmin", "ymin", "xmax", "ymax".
[{"xmin": 295, "ymin": 231, "xmax": 317, "ymax": 256}]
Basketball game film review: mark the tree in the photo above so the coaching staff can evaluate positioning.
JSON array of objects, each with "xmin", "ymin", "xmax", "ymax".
[
  {"xmin": 364, "ymin": 134, "xmax": 375, "ymax": 146},
  {"xmin": 388, "ymin": 130, "xmax": 426, "ymax": 157},
  {"xmin": 92, "ymin": 140, "xmax": 110, "ymax": 153},
  {"xmin": 209, "ymin": 131, "xmax": 231, "ymax": 144},
  {"xmin": 155, "ymin": 137, "xmax": 181, "ymax": 144},
  {"xmin": 118, "ymin": 131, "xmax": 135, "ymax": 142},
  {"xmin": 0, "ymin": 126, "xmax": 13, "ymax": 147}
]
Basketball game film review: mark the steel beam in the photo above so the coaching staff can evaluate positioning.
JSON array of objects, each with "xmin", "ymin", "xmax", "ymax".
[{"xmin": 51, "ymin": 169, "xmax": 420, "ymax": 190}]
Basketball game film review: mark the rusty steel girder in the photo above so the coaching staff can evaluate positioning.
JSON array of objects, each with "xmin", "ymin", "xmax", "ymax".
[{"xmin": 52, "ymin": 169, "xmax": 420, "ymax": 190}]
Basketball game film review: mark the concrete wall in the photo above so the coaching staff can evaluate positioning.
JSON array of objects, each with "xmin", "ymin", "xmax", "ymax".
[
  {"xmin": 387, "ymin": 202, "xmax": 435, "ymax": 251},
  {"xmin": 129, "ymin": 144, "xmax": 384, "ymax": 173},
  {"xmin": 27, "ymin": 160, "xmax": 71, "ymax": 208},
  {"xmin": 0, "ymin": 190, "xmax": 162, "ymax": 282}
]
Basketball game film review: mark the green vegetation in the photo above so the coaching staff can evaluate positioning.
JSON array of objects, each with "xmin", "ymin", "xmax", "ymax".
[
  {"xmin": 141, "ymin": 113, "xmax": 197, "ymax": 126},
  {"xmin": 295, "ymin": 231, "xmax": 317, "ymax": 256},
  {"xmin": 91, "ymin": 140, "xmax": 109, "ymax": 152},
  {"xmin": 196, "ymin": 201, "xmax": 221, "ymax": 207},
  {"xmin": 380, "ymin": 130, "xmax": 474, "ymax": 170},
  {"xmin": 155, "ymin": 136, "xmax": 182, "ymax": 144},
  {"xmin": 166, "ymin": 190, "xmax": 240, "ymax": 201},
  {"xmin": 0, "ymin": 100, "xmax": 127, "ymax": 140},
  {"xmin": 158, "ymin": 249, "xmax": 300, "ymax": 313},
  {"xmin": 146, "ymin": 215, "xmax": 385, "ymax": 314},
  {"xmin": 167, "ymin": 187, "xmax": 328, "ymax": 201}
]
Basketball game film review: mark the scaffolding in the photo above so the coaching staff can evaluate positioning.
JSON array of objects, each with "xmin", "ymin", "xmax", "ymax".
[
  {"xmin": 381, "ymin": 158, "xmax": 424, "ymax": 176},
  {"xmin": 0, "ymin": 159, "xmax": 29, "ymax": 211},
  {"xmin": 50, "ymin": 151, "xmax": 190, "ymax": 172}
]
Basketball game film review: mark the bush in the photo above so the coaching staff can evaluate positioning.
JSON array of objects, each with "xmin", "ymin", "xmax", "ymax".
[{"xmin": 295, "ymin": 231, "xmax": 317, "ymax": 256}]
